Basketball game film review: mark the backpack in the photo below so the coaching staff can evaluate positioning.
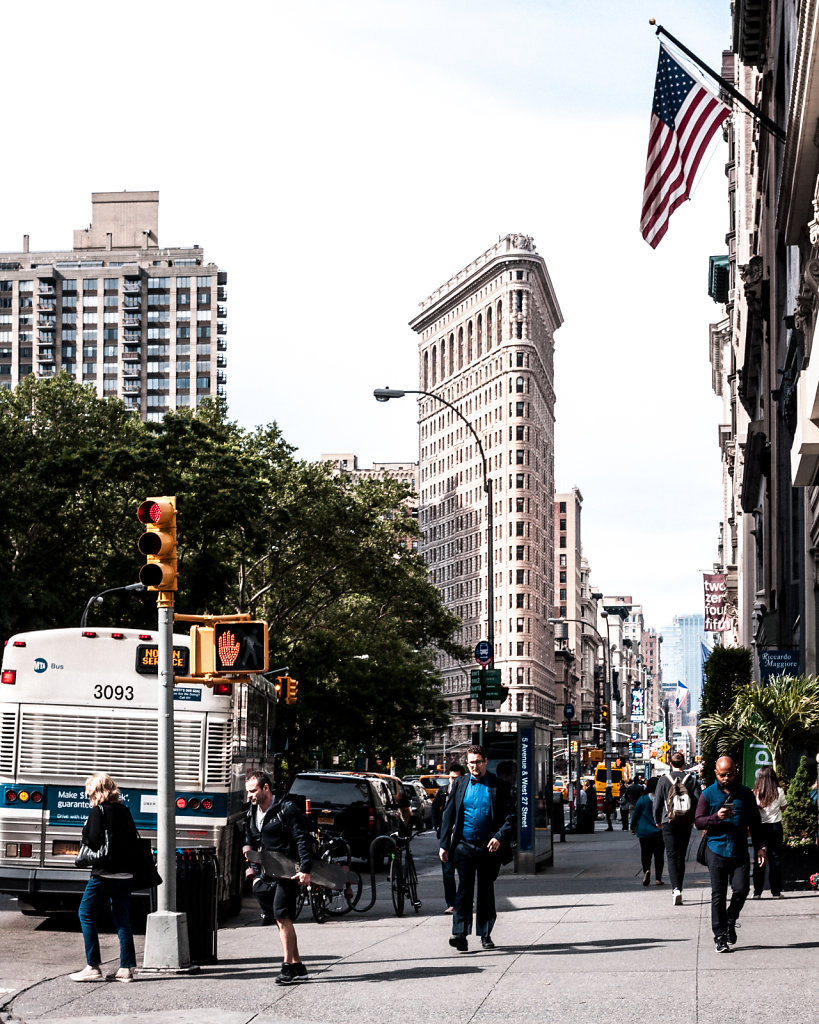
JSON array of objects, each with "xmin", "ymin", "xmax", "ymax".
[{"xmin": 666, "ymin": 773, "xmax": 693, "ymax": 823}]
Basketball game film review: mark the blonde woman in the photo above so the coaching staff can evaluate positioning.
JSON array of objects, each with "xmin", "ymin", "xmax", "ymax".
[
  {"xmin": 752, "ymin": 766, "xmax": 787, "ymax": 900},
  {"xmin": 70, "ymin": 773, "xmax": 139, "ymax": 983}
]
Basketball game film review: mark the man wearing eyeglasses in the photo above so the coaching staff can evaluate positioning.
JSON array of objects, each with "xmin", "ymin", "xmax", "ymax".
[
  {"xmin": 438, "ymin": 745, "xmax": 515, "ymax": 953},
  {"xmin": 695, "ymin": 755, "xmax": 766, "ymax": 954}
]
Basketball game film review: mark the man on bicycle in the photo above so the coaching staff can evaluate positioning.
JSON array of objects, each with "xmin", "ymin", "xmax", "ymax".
[
  {"xmin": 438, "ymin": 745, "xmax": 515, "ymax": 953},
  {"xmin": 244, "ymin": 770, "xmax": 313, "ymax": 985}
]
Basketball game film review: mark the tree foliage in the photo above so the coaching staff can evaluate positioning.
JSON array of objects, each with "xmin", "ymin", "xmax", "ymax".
[
  {"xmin": 698, "ymin": 645, "xmax": 752, "ymax": 784},
  {"xmin": 699, "ymin": 674, "xmax": 819, "ymax": 783},
  {"xmin": 782, "ymin": 755, "xmax": 817, "ymax": 847},
  {"xmin": 0, "ymin": 376, "xmax": 463, "ymax": 769}
]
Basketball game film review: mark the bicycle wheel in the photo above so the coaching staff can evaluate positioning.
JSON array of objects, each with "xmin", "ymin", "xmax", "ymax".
[
  {"xmin": 309, "ymin": 886, "xmax": 328, "ymax": 924},
  {"xmin": 293, "ymin": 885, "xmax": 307, "ymax": 922},
  {"xmin": 405, "ymin": 850, "xmax": 421, "ymax": 912},
  {"xmin": 324, "ymin": 869, "xmax": 363, "ymax": 916},
  {"xmin": 390, "ymin": 852, "xmax": 405, "ymax": 917}
]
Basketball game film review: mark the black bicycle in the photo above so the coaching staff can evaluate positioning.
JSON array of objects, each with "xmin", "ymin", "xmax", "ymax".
[
  {"xmin": 294, "ymin": 834, "xmax": 363, "ymax": 923},
  {"xmin": 388, "ymin": 830, "xmax": 421, "ymax": 917}
]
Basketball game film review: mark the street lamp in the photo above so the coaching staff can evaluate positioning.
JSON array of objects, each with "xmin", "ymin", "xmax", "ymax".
[
  {"xmin": 81, "ymin": 582, "xmax": 146, "ymax": 628},
  {"xmin": 548, "ymin": 615, "xmax": 607, "ymax": 831},
  {"xmin": 374, "ymin": 386, "xmax": 494, "ymax": 743},
  {"xmin": 601, "ymin": 602, "xmax": 631, "ymax": 789}
]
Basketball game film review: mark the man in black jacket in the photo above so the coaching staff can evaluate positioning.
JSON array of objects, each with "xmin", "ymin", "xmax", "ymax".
[
  {"xmin": 432, "ymin": 764, "xmax": 465, "ymax": 912},
  {"xmin": 439, "ymin": 745, "xmax": 515, "ymax": 953},
  {"xmin": 244, "ymin": 770, "xmax": 313, "ymax": 985}
]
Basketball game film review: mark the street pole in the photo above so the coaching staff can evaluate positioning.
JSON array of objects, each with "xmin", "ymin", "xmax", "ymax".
[{"xmin": 374, "ymin": 388, "xmax": 494, "ymax": 750}]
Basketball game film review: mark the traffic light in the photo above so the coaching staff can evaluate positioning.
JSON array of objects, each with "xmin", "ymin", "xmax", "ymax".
[
  {"xmin": 137, "ymin": 496, "xmax": 177, "ymax": 591},
  {"xmin": 213, "ymin": 621, "xmax": 268, "ymax": 673},
  {"xmin": 286, "ymin": 676, "xmax": 299, "ymax": 704},
  {"xmin": 601, "ymin": 702, "xmax": 610, "ymax": 724},
  {"xmin": 273, "ymin": 677, "xmax": 283, "ymax": 700}
]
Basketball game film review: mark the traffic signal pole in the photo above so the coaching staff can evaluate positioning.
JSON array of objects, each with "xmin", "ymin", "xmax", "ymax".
[{"xmin": 138, "ymin": 497, "xmax": 192, "ymax": 973}]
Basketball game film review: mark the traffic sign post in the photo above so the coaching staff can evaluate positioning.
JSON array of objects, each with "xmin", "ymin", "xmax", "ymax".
[
  {"xmin": 474, "ymin": 640, "xmax": 493, "ymax": 667},
  {"xmin": 470, "ymin": 668, "xmax": 502, "ymax": 701}
]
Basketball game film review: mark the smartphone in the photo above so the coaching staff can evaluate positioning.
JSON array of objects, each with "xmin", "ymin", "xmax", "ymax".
[{"xmin": 722, "ymin": 800, "xmax": 734, "ymax": 813}]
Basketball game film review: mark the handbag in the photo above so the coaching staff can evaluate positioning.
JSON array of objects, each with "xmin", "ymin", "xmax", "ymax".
[
  {"xmin": 130, "ymin": 835, "xmax": 163, "ymax": 890},
  {"xmin": 696, "ymin": 830, "xmax": 709, "ymax": 866}
]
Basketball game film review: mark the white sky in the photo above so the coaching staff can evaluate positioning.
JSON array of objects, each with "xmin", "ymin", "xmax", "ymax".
[{"xmin": 2, "ymin": 0, "xmax": 734, "ymax": 630}]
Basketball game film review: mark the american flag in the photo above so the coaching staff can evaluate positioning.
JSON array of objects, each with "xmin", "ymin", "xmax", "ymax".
[{"xmin": 640, "ymin": 45, "xmax": 730, "ymax": 248}]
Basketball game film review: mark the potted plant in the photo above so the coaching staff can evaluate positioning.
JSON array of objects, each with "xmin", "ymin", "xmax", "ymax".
[{"xmin": 781, "ymin": 755, "xmax": 819, "ymax": 890}]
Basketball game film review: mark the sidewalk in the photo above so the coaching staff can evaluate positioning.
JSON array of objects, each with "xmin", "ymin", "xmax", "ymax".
[{"xmin": 4, "ymin": 825, "xmax": 819, "ymax": 1024}]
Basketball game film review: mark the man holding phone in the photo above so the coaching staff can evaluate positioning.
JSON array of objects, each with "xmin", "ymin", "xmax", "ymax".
[{"xmin": 695, "ymin": 756, "xmax": 766, "ymax": 953}]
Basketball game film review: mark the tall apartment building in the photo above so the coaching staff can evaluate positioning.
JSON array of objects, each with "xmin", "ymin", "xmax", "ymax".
[
  {"xmin": 552, "ymin": 488, "xmax": 599, "ymax": 725},
  {"xmin": 409, "ymin": 233, "xmax": 563, "ymax": 746},
  {"xmin": 0, "ymin": 191, "xmax": 226, "ymax": 420}
]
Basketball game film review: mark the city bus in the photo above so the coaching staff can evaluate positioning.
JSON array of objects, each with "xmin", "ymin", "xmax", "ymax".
[{"xmin": 0, "ymin": 626, "xmax": 277, "ymax": 917}]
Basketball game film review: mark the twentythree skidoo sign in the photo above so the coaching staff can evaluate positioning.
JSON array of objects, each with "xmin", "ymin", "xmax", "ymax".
[{"xmin": 703, "ymin": 573, "xmax": 731, "ymax": 632}]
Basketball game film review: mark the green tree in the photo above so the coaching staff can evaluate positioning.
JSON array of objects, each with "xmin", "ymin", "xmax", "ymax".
[
  {"xmin": 0, "ymin": 376, "xmax": 461, "ymax": 763},
  {"xmin": 698, "ymin": 645, "xmax": 752, "ymax": 784},
  {"xmin": 782, "ymin": 754, "xmax": 817, "ymax": 846},
  {"xmin": 699, "ymin": 674, "xmax": 819, "ymax": 782}
]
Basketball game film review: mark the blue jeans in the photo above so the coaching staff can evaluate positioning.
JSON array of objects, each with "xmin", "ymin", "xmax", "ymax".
[
  {"xmin": 706, "ymin": 848, "xmax": 750, "ymax": 938},
  {"xmin": 78, "ymin": 875, "xmax": 136, "ymax": 969}
]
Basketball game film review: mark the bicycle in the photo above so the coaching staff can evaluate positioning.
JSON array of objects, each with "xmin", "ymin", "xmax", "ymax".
[
  {"xmin": 293, "ymin": 832, "xmax": 363, "ymax": 923},
  {"xmin": 388, "ymin": 830, "xmax": 421, "ymax": 917}
]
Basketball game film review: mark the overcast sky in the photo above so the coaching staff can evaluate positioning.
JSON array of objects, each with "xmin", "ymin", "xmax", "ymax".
[{"xmin": 3, "ymin": 0, "xmax": 733, "ymax": 630}]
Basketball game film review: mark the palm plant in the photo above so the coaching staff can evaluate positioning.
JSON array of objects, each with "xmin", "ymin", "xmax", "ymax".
[{"xmin": 699, "ymin": 674, "xmax": 819, "ymax": 780}]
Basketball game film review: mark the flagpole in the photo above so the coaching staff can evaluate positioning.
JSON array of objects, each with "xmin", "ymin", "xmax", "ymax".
[{"xmin": 649, "ymin": 20, "xmax": 787, "ymax": 143}]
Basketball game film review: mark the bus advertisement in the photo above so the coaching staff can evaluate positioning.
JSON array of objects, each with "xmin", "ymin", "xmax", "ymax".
[{"xmin": 0, "ymin": 626, "xmax": 277, "ymax": 917}]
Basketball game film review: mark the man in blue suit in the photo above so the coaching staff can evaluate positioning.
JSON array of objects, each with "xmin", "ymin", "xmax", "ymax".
[{"xmin": 439, "ymin": 745, "xmax": 516, "ymax": 952}]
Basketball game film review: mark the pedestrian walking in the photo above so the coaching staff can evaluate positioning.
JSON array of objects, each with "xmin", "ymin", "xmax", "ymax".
[
  {"xmin": 244, "ymin": 770, "xmax": 313, "ymax": 985},
  {"xmin": 602, "ymin": 785, "xmax": 616, "ymax": 830},
  {"xmin": 584, "ymin": 779, "xmax": 598, "ymax": 832},
  {"xmin": 631, "ymin": 776, "xmax": 664, "ymax": 885},
  {"xmin": 695, "ymin": 755, "xmax": 766, "ymax": 953},
  {"xmin": 654, "ymin": 751, "xmax": 700, "ymax": 906},
  {"xmin": 432, "ymin": 764, "xmax": 465, "ymax": 912},
  {"xmin": 70, "ymin": 772, "xmax": 139, "ymax": 983},
  {"xmin": 439, "ymin": 745, "xmax": 515, "ymax": 953},
  {"xmin": 751, "ymin": 765, "xmax": 787, "ymax": 900}
]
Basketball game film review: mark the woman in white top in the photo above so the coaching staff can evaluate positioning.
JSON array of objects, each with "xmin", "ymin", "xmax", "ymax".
[{"xmin": 752, "ymin": 766, "xmax": 787, "ymax": 899}]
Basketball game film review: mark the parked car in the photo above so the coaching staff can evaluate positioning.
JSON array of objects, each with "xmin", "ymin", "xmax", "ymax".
[
  {"xmin": 287, "ymin": 772, "xmax": 404, "ymax": 862},
  {"xmin": 402, "ymin": 780, "xmax": 433, "ymax": 832}
]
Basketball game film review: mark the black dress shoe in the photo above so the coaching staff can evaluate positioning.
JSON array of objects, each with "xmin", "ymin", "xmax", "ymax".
[
  {"xmin": 449, "ymin": 935, "xmax": 468, "ymax": 952},
  {"xmin": 481, "ymin": 937, "xmax": 495, "ymax": 949}
]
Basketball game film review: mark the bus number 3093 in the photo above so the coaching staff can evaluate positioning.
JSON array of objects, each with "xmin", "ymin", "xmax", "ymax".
[{"xmin": 93, "ymin": 684, "xmax": 134, "ymax": 701}]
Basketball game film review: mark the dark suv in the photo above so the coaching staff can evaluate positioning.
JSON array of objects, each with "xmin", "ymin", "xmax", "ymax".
[{"xmin": 288, "ymin": 772, "xmax": 404, "ymax": 862}]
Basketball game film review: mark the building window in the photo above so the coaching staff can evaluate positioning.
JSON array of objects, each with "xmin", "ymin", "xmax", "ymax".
[
  {"xmin": 560, "ymin": 571, "xmax": 566, "ymax": 583},
  {"xmin": 516, "ymin": 570, "xmax": 524, "ymax": 584},
  {"xmin": 516, "ymin": 474, "xmax": 524, "ymax": 488},
  {"xmin": 559, "ymin": 537, "xmax": 566, "ymax": 548},
  {"xmin": 516, "ymin": 352, "xmax": 524, "ymax": 367},
  {"xmin": 516, "ymin": 618, "xmax": 524, "ymax": 633},
  {"xmin": 516, "ymin": 643, "xmax": 524, "ymax": 658},
  {"xmin": 516, "ymin": 497, "xmax": 524, "ymax": 512},
  {"xmin": 515, "ymin": 522, "xmax": 524, "ymax": 536},
  {"xmin": 516, "ymin": 545, "xmax": 524, "ymax": 560},
  {"xmin": 516, "ymin": 322, "xmax": 523, "ymax": 338},
  {"xmin": 516, "ymin": 376, "xmax": 525, "ymax": 393},
  {"xmin": 515, "ymin": 402, "xmax": 524, "ymax": 416},
  {"xmin": 560, "ymin": 519, "xmax": 566, "ymax": 531},
  {"xmin": 559, "ymin": 554, "xmax": 567, "ymax": 567},
  {"xmin": 516, "ymin": 594, "xmax": 524, "ymax": 608},
  {"xmin": 516, "ymin": 450, "xmax": 524, "ymax": 464}
]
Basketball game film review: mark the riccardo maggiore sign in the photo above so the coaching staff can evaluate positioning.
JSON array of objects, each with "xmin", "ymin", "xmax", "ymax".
[{"xmin": 703, "ymin": 573, "xmax": 732, "ymax": 632}]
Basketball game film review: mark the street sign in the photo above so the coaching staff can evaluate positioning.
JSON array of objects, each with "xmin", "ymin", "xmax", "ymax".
[
  {"xmin": 561, "ymin": 722, "xmax": 581, "ymax": 736},
  {"xmin": 660, "ymin": 742, "xmax": 670, "ymax": 752},
  {"xmin": 630, "ymin": 732, "xmax": 638, "ymax": 741},
  {"xmin": 470, "ymin": 668, "xmax": 502, "ymax": 700},
  {"xmin": 564, "ymin": 703, "xmax": 575, "ymax": 720},
  {"xmin": 309, "ymin": 748, "xmax": 322, "ymax": 761},
  {"xmin": 474, "ymin": 640, "xmax": 493, "ymax": 666},
  {"xmin": 632, "ymin": 744, "xmax": 644, "ymax": 756}
]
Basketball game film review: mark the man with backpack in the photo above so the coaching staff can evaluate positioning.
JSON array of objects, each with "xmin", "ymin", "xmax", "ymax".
[
  {"xmin": 653, "ymin": 751, "xmax": 700, "ymax": 906},
  {"xmin": 244, "ymin": 770, "xmax": 313, "ymax": 985}
]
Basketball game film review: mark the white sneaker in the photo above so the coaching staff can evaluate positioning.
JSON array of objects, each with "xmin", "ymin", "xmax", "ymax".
[
  {"xmin": 69, "ymin": 965, "xmax": 105, "ymax": 982},
  {"xmin": 109, "ymin": 967, "xmax": 135, "ymax": 983},
  {"xmin": 673, "ymin": 889, "xmax": 683, "ymax": 906}
]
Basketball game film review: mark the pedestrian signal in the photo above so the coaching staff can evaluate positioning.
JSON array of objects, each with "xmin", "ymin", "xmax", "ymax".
[
  {"xmin": 137, "ymin": 496, "xmax": 177, "ymax": 591},
  {"xmin": 213, "ymin": 621, "xmax": 268, "ymax": 674}
]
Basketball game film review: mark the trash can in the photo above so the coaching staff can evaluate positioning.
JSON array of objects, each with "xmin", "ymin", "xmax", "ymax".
[{"xmin": 176, "ymin": 847, "xmax": 219, "ymax": 964}]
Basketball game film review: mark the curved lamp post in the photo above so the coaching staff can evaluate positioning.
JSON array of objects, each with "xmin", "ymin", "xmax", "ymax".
[
  {"xmin": 81, "ymin": 582, "xmax": 146, "ymax": 628},
  {"xmin": 548, "ymin": 615, "xmax": 607, "ymax": 831},
  {"xmin": 374, "ymin": 387, "xmax": 494, "ymax": 743}
]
